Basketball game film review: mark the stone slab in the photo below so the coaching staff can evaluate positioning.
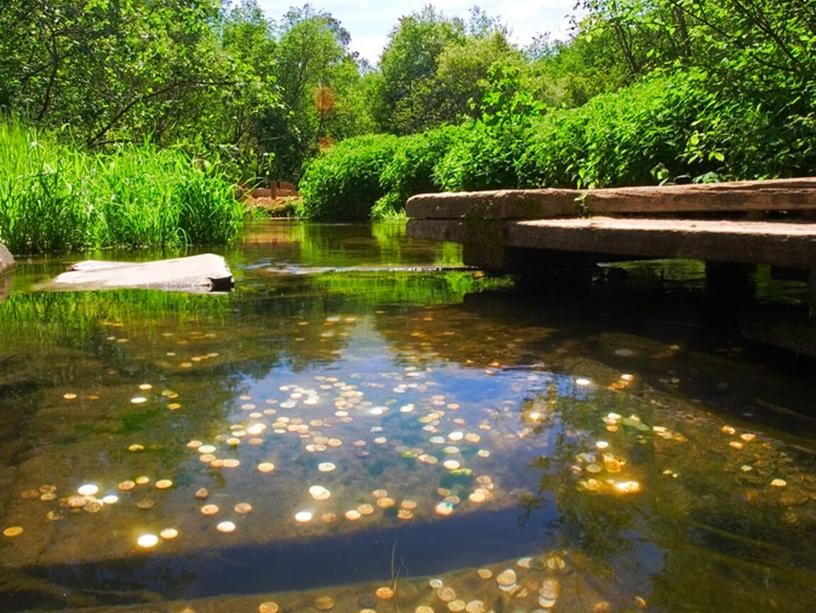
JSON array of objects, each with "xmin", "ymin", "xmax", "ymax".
[
  {"xmin": 44, "ymin": 253, "xmax": 233, "ymax": 292},
  {"xmin": 406, "ymin": 178, "xmax": 816, "ymax": 219},
  {"xmin": 0, "ymin": 243, "xmax": 13, "ymax": 274},
  {"xmin": 407, "ymin": 218, "xmax": 816, "ymax": 269}
]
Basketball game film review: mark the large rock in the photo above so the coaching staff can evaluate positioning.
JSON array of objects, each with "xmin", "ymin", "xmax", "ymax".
[
  {"xmin": 0, "ymin": 243, "xmax": 13, "ymax": 274},
  {"xmin": 44, "ymin": 253, "xmax": 233, "ymax": 293}
]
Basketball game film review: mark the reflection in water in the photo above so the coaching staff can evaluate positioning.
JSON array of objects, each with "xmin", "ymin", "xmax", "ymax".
[{"xmin": 0, "ymin": 221, "xmax": 814, "ymax": 612}]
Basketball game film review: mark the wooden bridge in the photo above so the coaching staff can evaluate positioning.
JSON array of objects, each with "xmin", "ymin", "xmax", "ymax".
[{"xmin": 406, "ymin": 178, "xmax": 816, "ymax": 307}]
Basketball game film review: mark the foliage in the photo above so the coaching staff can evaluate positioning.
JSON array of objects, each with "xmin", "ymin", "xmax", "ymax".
[
  {"xmin": 0, "ymin": 121, "xmax": 243, "ymax": 253},
  {"xmin": 297, "ymin": 134, "xmax": 400, "ymax": 219}
]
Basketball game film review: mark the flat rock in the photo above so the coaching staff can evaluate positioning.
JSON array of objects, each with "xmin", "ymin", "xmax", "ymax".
[
  {"xmin": 44, "ymin": 253, "xmax": 233, "ymax": 293},
  {"xmin": 0, "ymin": 243, "xmax": 13, "ymax": 274}
]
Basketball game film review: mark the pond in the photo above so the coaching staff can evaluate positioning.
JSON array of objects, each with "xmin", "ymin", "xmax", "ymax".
[{"xmin": 1, "ymin": 220, "xmax": 815, "ymax": 612}]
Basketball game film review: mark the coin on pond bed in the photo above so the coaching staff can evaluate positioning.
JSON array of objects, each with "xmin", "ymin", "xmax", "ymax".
[
  {"xmin": 257, "ymin": 462, "xmax": 276, "ymax": 473},
  {"xmin": 397, "ymin": 509, "xmax": 414, "ymax": 520},
  {"xmin": 63, "ymin": 393, "xmax": 77, "ymax": 400},
  {"xmin": 217, "ymin": 521, "xmax": 236, "ymax": 533},
  {"xmin": 3, "ymin": 526, "xmax": 23, "ymax": 538},
  {"xmin": 294, "ymin": 511, "xmax": 313, "ymax": 523},
  {"xmin": 128, "ymin": 444, "xmax": 144, "ymax": 452},
  {"xmin": 118, "ymin": 480, "xmax": 136, "ymax": 491},
  {"xmin": 376, "ymin": 497, "xmax": 395, "ymax": 509},
  {"xmin": 222, "ymin": 459, "xmax": 240, "ymax": 468},
  {"xmin": 155, "ymin": 479, "xmax": 173, "ymax": 490},
  {"xmin": 235, "ymin": 502, "xmax": 253, "ymax": 514},
  {"xmin": 771, "ymin": 479, "xmax": 787, "ymax": 487},
  {"xmin": 376, "ymin": 586, "xmax": 395, "ymax": 600},
  {"xmin": 66, "ymin": 495, "xmax": 87, "ymax": 508},
  {"xmin": 77, "ymin": 484, "xmax": 99, "ymax": 496},
  {"xmin": 318, "ymin": 462, "xmax": 336, "ymax": 472},
  {"xmin": 429, "ymin": 578, "xmax": 444, "ymax": 589},
  {"xmin": 137, "ymin": 534, "xmax": 159, "ymax": 548},
  {"xmin": 309, "ymin": 486, "xmax": 331, "ymax": 501},
  {"xmin": 345, "ymin": 509, "xmax": 362, "ymax": 521},
  {"xmin": 201, "ymin": 504, "xmax": 219, "ymax": 515},
  {"xmin": 131, "ymin": 396, "xmax": 147, "ymax": 404},
  {"xmin": 135, "ymin": 499, "xmax": 155, "ymax": 510},
  {"xmin": 160, "ymin": 528, "xmax": 178, "ymax": 540},
  {"xmin": 448, "ymin": 601, "xmax": 466, "ymax": 612},
  {"xmin": 258, "ymin": 603, "xmax": 279, "ymax": 613},
  {"xmin": 477, "ymin": 568, "xmax": 492, "ymax": 579},
  {"xmin": 314, "ymin": 596, "xmax": 335, "ymax": 610},
  {"xmin": 135, "ymin": 476, "xmax": 150, "ymax": 485},
  {"xmin": 436, "ymin": 586, "xmax": 456, "ymax": 602},
  {"xmin": 416, "ymin": 607, "xmax": 434, "ymax": 613},
  {"xmin": 400, "ymin": 499, "xmax": 417, "ymax": 510},
  {"xmin": 358, "ymin": 504, "xmax": 374, "ymax": 516},
  {"xmin": 84, "ymin": 501, "xmax": 102, "ymax": 513}
]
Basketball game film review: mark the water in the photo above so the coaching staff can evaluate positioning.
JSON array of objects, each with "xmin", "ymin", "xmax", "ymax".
[{"xmin": 1, "ymin": 220, "xmax": 815, "ymax": 612}]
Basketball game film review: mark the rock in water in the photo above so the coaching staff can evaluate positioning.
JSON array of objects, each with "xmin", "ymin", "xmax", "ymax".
[
  {"xmin": 0, "ymin": 243, "xmax": 13, "ymax": 274},
  {"xmin": 42, "ymin": 253, "xmax": 233, "ymax": 293}
]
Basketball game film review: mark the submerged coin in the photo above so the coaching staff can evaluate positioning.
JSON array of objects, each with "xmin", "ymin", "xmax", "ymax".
[
  {"xmin": 258, "ymin": 462, "xmax": 276, "ymax": 473},
  {"xmin": 136, "ymin": 534, "xmax": 159, "ymax": 548},
  {"xmin": 135, "ymin": 498, "xmax": 155, "ymax": 510},
  {"xmin": 496, "ymin": 568, "xmax": 516, "ymax": 587},
  {"xmin": 357, "ymin": 504, "xmax": 374, "ymax": 516},
  {"xmin": 160, "ymin": 528, "xmax": 178, "ymax": 540},
  {"xmin": 3, "ymin": 526, "xmax": 23, "ymax": 538},
  {"xmin": 771, "ymin": 479, "xmax": 787, "ymax": 487},
  {"xmin": 66, "ymin": 495, "xmax": 87, "ymax": 508},
  {"xmin": 294, "ymin": 511, "xmax": 313, "ymax": 523},
  {"xmin": 436, "ymin": 586, "xmax": 456, "ymax": 602},
  {"xmin": 155, "ymin": 479, "xmax": 173, "ymax": 490},
  {"xmin": 375, "ymin": 586, "xmax": 395, "ymax": 600},
  {"xmin": 131, "ymin": 396, "xmax": 147, "ymax": 404},
  {"xmin": 235, "ymin": 502, "xmax": 253, "ymax": 514},
  {"xmin": 201, "ymin": 504, "xmax": 219, "ymax": 515},
  {"xmin": 135, "ymin": 476, "xmax": 150, "ymax": 485},
  {"xmin": 345, "ymin": 509, "xmax": 362, "ymax": 521},
  {"xmin": 258, "ymin": 603, "xmax": 280, "ymax": 613},
  {"xmin": 217, "ymin": 521, "xmax": 236, "ymax": 533},
  {"xmin": 77, "ymin": 484, "xmax": 99, "ymax": 496},
  {"xmin": 376, "ymin": 497, "xmax": 395, "ymax": 509},
  {"xmin": 318, "ymin": 462, "xmax": 336, "ymax": 472},
  {"xmin": 477, "ymin": 568, "xmax": 492, "ymax": 579},
  {"xmin": 314, "ymin": 596, "xmax": 335, "ymax": 610},
  {"xmin": 309, "ymin": 486, "xmax": 331, "ymax": 501}
]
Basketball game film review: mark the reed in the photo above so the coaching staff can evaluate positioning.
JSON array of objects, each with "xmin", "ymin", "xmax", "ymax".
[{"xmin": 0, "ymin": 121, "xmax": 244, "ymax": 254}]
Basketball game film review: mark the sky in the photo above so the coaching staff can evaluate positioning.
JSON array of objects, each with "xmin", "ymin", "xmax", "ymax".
[{"xmin": 257, "ymin": 1, "xmax": 580, "ymax": 64}]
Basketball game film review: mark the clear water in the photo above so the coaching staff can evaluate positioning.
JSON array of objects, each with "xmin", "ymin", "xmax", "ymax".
[{"xmin": 1, "ymin": 221, "xmax": 815, "ymax": 612}]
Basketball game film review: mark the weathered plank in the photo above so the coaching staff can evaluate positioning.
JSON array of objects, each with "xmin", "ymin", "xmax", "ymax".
[
  {"xmin": 406, "ymin": 178, "xmax": 816, "ymax": 220},
  {"xmin": 0, "ymin": 243, "xmax": 13, "ymax": 274},
  {"xmin": 408, "ymin": 217, "xmax": 816, "ymax": 269},
  {"xmin": 44, "ymin": 253, "xmax": 233, "ymax": 292}
]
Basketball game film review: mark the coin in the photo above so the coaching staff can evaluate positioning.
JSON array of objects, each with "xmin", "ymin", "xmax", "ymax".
[
  {"xmin": 258, "ymin": 462, "xmax": 276, "ymax": 473},
  {"xmin": 309, "ymin": 486, "xmax": 331, "ymax": 501},
  {"xmin": 258, "ymin": 602, "xmax": 279, "ymax": 613},
  {"xmin": 77, "ymin": 484, "xmax": 99, "ymax": 496},
  {"xmin": 3, "ymin": 526, "xmax": 23, "ymax": 538},
  {"xmin": 201, "ymin": 504, "xmax": 219, "ymax": 515},
  {"xmin": 155, "ymin": 479, "xmax": 173, "ymax": 490},
  {"xmin": 137, "ymin": 534, "xmax": 159, "ymax": 548},
  {"xmin": 314, "ymin": 596, "xmax": 335, "ymax": 610},
  {"xmin": 345, "ymin": 509, "xmax": 361, "ymax": 521},
  {"xmin": 375, "ymin": 586, "xmax": 395, "ymax": 600},
  {"xmin": 216, "ymin": 521, "xmax": 236, "ymax": 533},
  {"xmin": 318, "ymin": 462, "xmax": 336, "ymax": 472},
  {"xmin": 294, "ymin": 511, "xmax": 313, "ymax": 523}
]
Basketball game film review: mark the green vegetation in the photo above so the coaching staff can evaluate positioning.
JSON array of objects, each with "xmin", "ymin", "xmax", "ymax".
[
  {"xmin": 1, "ymin": 1, "xmax": 814, "ymax": 233},
  {"xmin": 297, "ymin": 0, "xmax": 816, "ymax": 220},
  {"xmin": 0, "ymin": 121, "xmax": 243, "ymax": 253}
]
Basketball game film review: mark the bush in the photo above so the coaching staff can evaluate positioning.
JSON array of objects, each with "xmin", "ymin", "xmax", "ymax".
[
  {"xmin": 297, "ymin": 134, "xmax": 400, "ymax": 220},
  {"xmin": 372, "ymin": 124, "xmax": 465, "ymax": 217},
  {"xmin": 0, "ymin": 121, "xmax": 244, "ymax": 254}
]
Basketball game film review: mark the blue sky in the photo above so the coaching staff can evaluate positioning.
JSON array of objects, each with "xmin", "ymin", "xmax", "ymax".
[{"xmin": 256, "ymin": 1, "xmax": 580, "ymax": 64}]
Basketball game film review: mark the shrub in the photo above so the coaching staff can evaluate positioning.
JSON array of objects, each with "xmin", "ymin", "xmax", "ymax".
[
  {"xmin": 297, "ymin": 134, "xmax": 400, "ymax": 220},
  {"xmin": 373, "ymin": 124, "xmax": 465, "ymax": 217}
]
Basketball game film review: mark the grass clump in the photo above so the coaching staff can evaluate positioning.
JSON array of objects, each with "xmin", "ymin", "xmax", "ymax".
[{"xmin": 0, "ymin": 121, "xmax": 244, "ymax": 254}]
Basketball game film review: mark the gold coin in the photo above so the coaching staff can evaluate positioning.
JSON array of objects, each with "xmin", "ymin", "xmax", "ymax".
[
  {"xmin": 195, "ymin": 488, "xmax": 209, "ymax": 499},
  {"xmin": 135, "ymin": 476, "xmax": 150, "ymax": 485},
  {"xmin": 357, "ymin": 504, "xmax": 374, "ymax": 516},
  {"xmin": 128, "ymin": 444, "xmax": 144, "ymax": 452},
  {"xmin": 258, "ymin": 603, "xmax": 280, "ymax": 613},
  {"xmin": 66, "ymin": 495, "xmax": 87, "ymax": 508},
  {"xmin": 168, "ymin": 403, "xmax": 182, "ymax": 411},
  {"xmin": 135, "ymin": 498, "xmax": 155, "ymax": 510},
  {"xmin": 314, "ymin": 596, "xmax": 335, "ymax": 610},
  {"xmin": 376, "ymin": 586, "xmax": 395, "ymax": 600},
  {"xmin": 160, "ymin": 528, "xmax": 179, "ymax": 540},
  {"xmin": 496, "ymin": 568, "xmax": 517, "ymax": 587},
  {"xmin": 216, "ymin": 521, "xmax": 236, "ymax": 533},
  {"xmin": 118, "ymin": 480, "xmax": 136, "ymax": 491},
  {"xmin": 235, "ymin": 502, "xmax": 253, "ymax": 514},
  {"xmin": 309, "ymin": 486, "xmax": 331, "ymax": 501},
  {"xmin": 201, "ymin": 504, "xmax": 219, "ymax": 515},
  {"xmin": 416, "ymin": 607, "xmax": 434, "ymax": 613},
  {"xmin": 318, "ymin": 462, "xmax": 336, "ymax": 472},
  {"xmin": 155, "ymin": 479, "xmax": 173, "ymax": 490},
  {"xmin": 200, "ymin": 454, "xmax": 216, "ymax": 463},
  {"xmin": 372, "ymin": 489, "xmax": 388, "ymax": 499},
  {"xmin": 771, "ymin": 478, "xmax": 787, "ymax": 487},
  {"xmin": 40, "ymin": 492, "xmax": 57, "ymax": 501},
  {"xmin": 222, "ymin": 459, "xmax": 240, "ymax": 468},
  {"xmin": 397, "ymin": 509, "xmax": 414, "ymax": 520},
  {"xmin": 131, "ymin": 396, "xmax": 147, "ymax": 405},
  {"xmin": 400, "ymin": 499, "xmax": 417, "ymax": 510},
  {"xmin": 320, "ymin": 512, "xmax": 337, "ymax": 523},
  {"xmin": 46, "ymin": 510, "xmax": 62, "ymax": 521},
  {"xmin": 77, "ymin": 484, "xmax": 99, "ymax": 496},
  {"xmin": 294, "ymin": 511, "xmax": 313, "ymax": 523},
  {"xmin": 465, "ymin": 601, "xmax": 485, "ymax": 613},
  {"xmin": 345, "ymin": 509, "xmax": 361, "ymax": 521},
  {"xmin": 436, "ymin": 586, "xmax": 456, "ymax": 602},
  {"xmin": 3, "ymin": 526, "xmax": 23, "ymax": 538},
  {"xmin": 63, "ymin": 393, "xmax": 77, "ymax": 400},
  {"xmin": 477, "ymin": 568, "xmax": 492, "ymax": 579},
  {"xmin": 84, "ymin": 501, "xmax": 103, "ymax": 513},
  {"xmin": 376, "ymin": 497, "xmax": 395, "ymax": 509},
  {"xmin": 448, "ymin": 603, "xmax": 465, "ymax": 612},
  {"xmin": 137, "ymin": 534, "xmax": 159, "ymax": 548},
  {"xmin": 257, "ymin": 462, "xmax": 276, "ymax": 473}
]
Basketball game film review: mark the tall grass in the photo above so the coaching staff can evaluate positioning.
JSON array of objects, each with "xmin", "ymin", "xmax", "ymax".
[{"xmin": 0, "ymin": 121, "xmax": 244, "ymax": 254}]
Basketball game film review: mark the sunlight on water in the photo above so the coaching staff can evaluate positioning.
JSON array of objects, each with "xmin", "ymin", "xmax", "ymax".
[{"xmin": 0, "ymin": 221, "xmax": 815, "ymax": 612}]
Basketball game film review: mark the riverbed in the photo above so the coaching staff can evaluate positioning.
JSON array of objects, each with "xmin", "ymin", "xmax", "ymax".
[{"xmin": 1, "ymin": 221, "xmax": 815, "ymax": 612}]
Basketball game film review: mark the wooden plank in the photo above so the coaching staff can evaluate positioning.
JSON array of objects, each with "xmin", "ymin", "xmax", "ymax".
[
  {"xmin": 44, "ymin": 253, "xmax": 233, "ymax": 292},
  {"xmin": 407, "ymin": 217, "xmax": 816, "ymax": 269},
  {"xmin": 406, "ymin": 178, "xmax": 816, "ymax": 220},
  {"xmin": 0, "ymin": 243, "xmax": 13, "ymax": 274}
]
